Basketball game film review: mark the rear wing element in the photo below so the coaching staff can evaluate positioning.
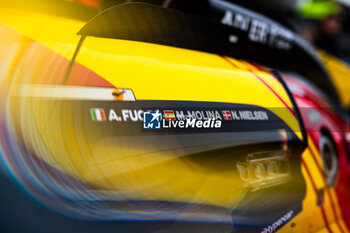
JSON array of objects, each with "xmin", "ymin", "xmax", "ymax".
[{"xmin": 77, "ymin": 0, "xmax": 341, "ymax": 109}]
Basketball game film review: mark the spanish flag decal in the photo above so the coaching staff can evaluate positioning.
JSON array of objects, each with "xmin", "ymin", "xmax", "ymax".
[{"xmin": 164, "ymin": 110, "xmax": 176, "ymax": 120}]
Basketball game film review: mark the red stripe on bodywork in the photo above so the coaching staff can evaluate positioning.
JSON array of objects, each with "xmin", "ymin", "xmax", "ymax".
[
  {"xmin": 220, "ymin": 56, "xmax": 296, "ymax": 118},
  {"xmin": 221, "ymin": 54, "xmax": 333, "ymax": 231},
  {"xmin": 246, "ymin": 69, "xmax": 296, "ymax": 118},
  {"xmin": 308, "ymin": 141, "xmax": 346, "ymax": 233},
  {"xmin": 302, "ymin": 158, "xmax": 333, "ymax": 233}
]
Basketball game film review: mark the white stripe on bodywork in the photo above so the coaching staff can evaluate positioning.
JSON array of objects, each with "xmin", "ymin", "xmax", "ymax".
[
  {"xmin": 94, "ymin": 108, "xmax": 102, "ymax": 121},
  {"xmin": 13, "ymin": 84, "xmax": 135, "ymax": 101}
]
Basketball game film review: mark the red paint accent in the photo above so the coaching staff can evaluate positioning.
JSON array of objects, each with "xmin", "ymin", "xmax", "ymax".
[
  {"xmin": 247, "ymin": 61, "xmax": 264, "ymax": 70},
  {"xmin": 247, "ymin": 69, "xmax": 296, "ymax": 118},
  {"xmin": 100, "ymin": 109, "xmax": 106, "ymax": 121},
  {"xmin": 7, "ymin": 27, "xmax": 115, "ymax": 88},
  {"xmin": 284, "ymin": 73, "xmax": 350, "ymax": 231},
  {"xmin": 321, "ymin": 207, "xmax": 335, "ymax": 233},
  {"xmin": 220, "ymin": 55, "xmax": 239, "ymax": 68},
  {"xmin": 302, "ymin": 158, "xmax": 333, "ymax": 233},
  {"xmin": 73, "ymin": 0, "xmax": 100, "ymax": 9},
  {"xmin": 67, "ymin": 62, "xmax": 115, "ymax": 88},
  {"xmin": 220, "ymin": 56, "xmax": 296, "ymax": 118},
  {"xmin": 220, "ymin": 59, "xmax": 346, "ymax": 232}
]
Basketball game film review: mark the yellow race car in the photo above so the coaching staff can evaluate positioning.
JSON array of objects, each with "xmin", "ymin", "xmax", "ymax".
[{"xmin": 0, "ymin": 0, "xmax": 347, "ymax": 233}]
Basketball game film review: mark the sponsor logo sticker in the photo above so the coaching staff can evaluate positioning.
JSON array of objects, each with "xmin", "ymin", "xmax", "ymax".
[
  {"xmin": 90, "ymin": 107, "xmax": 270, "ymax": 131},
  {"xmin": 260, "ymin": 210, "xmax": 294, "ymax": 233},
  {"xmin": 220, "ymin": 10, "xmax": 294, "ymax": 50},
  {"xmin": 143, "ymin": 110, "xmax": 162, "ymax": 129},
  {"xmin": 112, "ymin": 88, "xmax": 135, "ymax": 101},
  {"xmin": 142, "ymin": 110, "xmax": 223, "ymax": 129}
]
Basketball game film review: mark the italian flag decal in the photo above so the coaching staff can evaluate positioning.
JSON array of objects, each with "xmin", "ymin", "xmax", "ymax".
[{"xmin": 91, "ymin": 108, "xmax": 106, "ymax": 121}]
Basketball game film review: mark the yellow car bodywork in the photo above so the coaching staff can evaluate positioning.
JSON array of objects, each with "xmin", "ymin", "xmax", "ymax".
[
  {"xmin": 0, "ymin": 6, "xmax": 347, "ymax": 233},
  {"xmin": 318, "ymin": 51, "xmax": 350, "ymax": 109}
]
